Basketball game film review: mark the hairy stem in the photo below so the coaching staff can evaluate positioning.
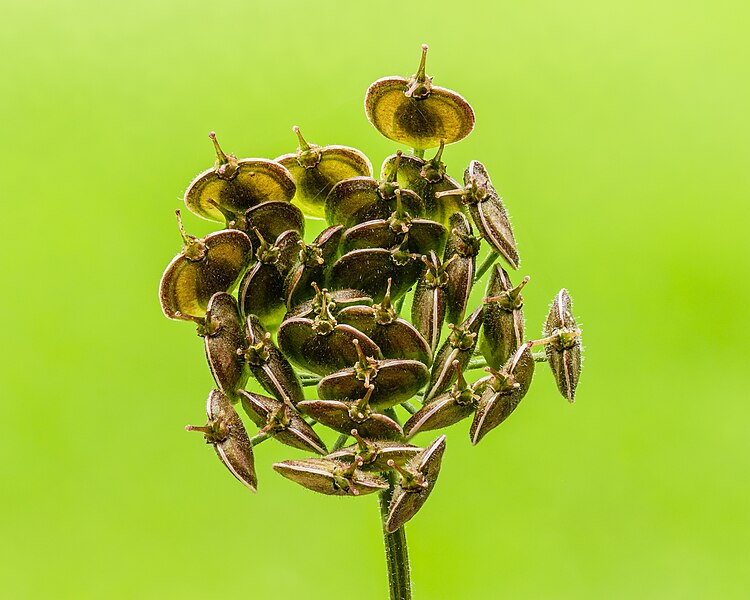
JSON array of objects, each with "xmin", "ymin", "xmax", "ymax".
[
  {"xmin": 380, "ymin": 471, "xmax": 412, "ymax": 600},
  {"xmin": 474, "ymin": 250, "xmax": 499, "ymax": 282}
]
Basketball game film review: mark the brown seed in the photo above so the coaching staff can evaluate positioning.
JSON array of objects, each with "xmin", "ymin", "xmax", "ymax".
[
  {"xmin": 443, "ymin": 212, "xmax": 480, "ymax": 325},
  {"xmin": 273, "ymin": 456, "xmax": 388, "ymax": 496},
  {"xmin": 327, "ymin": 429, "xmax": 421, "ymax": 471},
  {"xmin": 480, "ymin": 265, "xmax": 529, "ymax": 369},
  {"xmin": 411, "ymin": 251, "xmax": 452, "ymax": 354},
  {"xmin": 203, "ymin": 293, "xmax": 248, "ymax": 396},
  {"xmin": 543, "ymin": 289, "xmax": 583, "ymax": 403}
]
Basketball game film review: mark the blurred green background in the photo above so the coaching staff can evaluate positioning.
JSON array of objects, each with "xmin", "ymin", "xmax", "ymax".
[{"xmin": 2, "ymin": 0, "xmax": 749, "ymax": 598}]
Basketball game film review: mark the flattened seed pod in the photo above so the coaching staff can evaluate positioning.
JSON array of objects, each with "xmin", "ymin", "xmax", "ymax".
[
  {"xmin": 424, "ymin": 305, "xmax": 484, "ymax": 403},
  {"xmin": 365, "ymin": 45, "xmax": 474, "ymax": 151},
  {"xmin": 276, "ymin": 126, "xmax": 373, "ymax": 219},
  {"xmin": 327, "ymin": 429, "xmax": 421, "ymax": 471},
  {"xmin": 273, "ymin": 456, "xmax": 388, "ymax": 497},
  {"xmin": 543, "ymin": 289, "xmax": 583, "ymax": 403},
  {"xmin": 284, "ymin": 225, "xmax": 344, "ymax": 309},
  {"xmin": 381, "ymin": 143, "xmax": 464, "ymax": 226},
  {"xmin": 277, "ymin": 289, "xmax": 382, "ymax": 376},
  {"xmin": 443, "ymin": 212, "xmax": 481, "ymax": 325},
  {"xmin": 184, "ymin": 132, "xmax": 296, "ymax": 222},
  {"xmin": 480, "ymin": 265, "xmax": 529, "ymax": 369},
  {"xmin": 411, "ymin": 251, "xmax": 452, "ymax": 354},
  {"xmin": 385, "ymin": 435, "xmax": 447, "ymax": 533},
  {"xmin": 470, "ymin": 344, "xmax": 535, "ymax": 445},
  {"xmin": 284, "ymin": 285, "xmax": 372, "ymax": 321},
  {"xmin": 241, "ymin": 314, "xmax": 304, "ymax": 406},
  {"xmin": 186, "ymin": 389, "xmax": 257, "ymax": 492},
  {"xmin": 203, "ymin": 292, "xmax": 248, "ymax": 395},
  {"xmin": 237, "ymin": 390, "xmax": 326, "ymax": 455},
  {"xmin": 160, "ymin": 211, "xmax": 253, "ymax": 321}
]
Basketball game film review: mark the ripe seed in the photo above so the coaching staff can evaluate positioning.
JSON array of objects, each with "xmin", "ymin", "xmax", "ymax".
[{"xmin": 543, "ymin": 289, "xmax": 583, "ymax": 402}]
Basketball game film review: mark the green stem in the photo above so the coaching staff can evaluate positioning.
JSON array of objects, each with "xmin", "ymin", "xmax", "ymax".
[
  {"xmin": 401, "ymin": 401, "xmax": 418, "ymax": 415},
  {"xmin": 474, "ymin": 250, "xmax": 499, "ymax": 283},
  {"xmin": 467, "ymin": 352, "xmax": 547, "ymax": 372},
  {"xmin": 413, "ymin": 148, "xmax": 425, "ymax": 159},
  {"xmin": 380, "ymin": 471, "xmax": 412, "ymax": 600},
  {"xmin": 300, "ymin": 375, "xmax": 321, "ymax": 386},
  {"xmin": 332, "ymin": 433, "xmax": 349, "ymax": 451},
  {"xmin": 394, "ymin": 295, "xmax": 406, "ymax": 315}
]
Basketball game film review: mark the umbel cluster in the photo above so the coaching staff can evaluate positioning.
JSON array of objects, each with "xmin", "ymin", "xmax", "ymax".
[{"xmin": 159, "ymin": 45, "xmax": 583, "ymax": 533}]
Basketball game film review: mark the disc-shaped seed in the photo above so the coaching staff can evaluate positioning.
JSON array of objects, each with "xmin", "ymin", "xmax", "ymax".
[
  {"xmin": 327, "ymin": 432, "xmax": 421, "ymax": 471},
  {"xmin": 184, "ymin": 132, "xmax": 296, "ymax": 222},
  {"xmin": 276, "ymin": 126, "xmax": 373, "ymax": 219},
  {"xmin": 237, "ymin": 390, "xmax": 326, "ymax": 454},
  {"xmin": 298, "ymin": 399, "xmax": 405, "ymax": 440},
  {"xmin": 470, "ymin": 344, "xmax": 535, "ymax": 445},
  {"xmin": 385, "ymin": 434, "xmax": 447, "ymax": 533},
  {"xmin": 203, "ymin": 293, "xmax": 248, "ymax": 395},
  {"xmin": 480, "ymin": 265, "xmax": 529, "ymax": 369},
  {"xmin": 340, "ymin": 217, "xmax": 447, "ymax": 256},
  {"xmin": 443, "ymin": 212, "xmax": 480, "ymax": 325},
  {"xmin": 160, "ymin": 211, "xmax": 253, "ymax": 321},
  {"xmin": 326, "ymin": 177, "xmax": 424, "ymax": 228},
  {"xmin": 284, "ymin": 287, "xmax": 372, "ymax": 320},
  {"xmin": 411, "ymin": 251, "xmax": 450, "ymax": 354},
  {"xmin": 544, "ymin": 289, "xmax": 583, "ymax": 403},
  {"xmin": 273, "ymin": 457, "xmax": 388, "ymax": 496},
  {"xmin": 365, "ymin": 45, "xmax": 474, "ymax": 151},
  {"xmin": 243, "ymin": 200, "xmax": 305, "ymax": 249},
  {"xmin": 186, "ymin": 389, "xmax": 257, "ymax": 492},
  {"xmin": 284, "ymin": 225, "xmax": 344, "ymax": 309},
  {"xmin": 242, "ymin": 314, "xmax": 304, "ymax": 406}
]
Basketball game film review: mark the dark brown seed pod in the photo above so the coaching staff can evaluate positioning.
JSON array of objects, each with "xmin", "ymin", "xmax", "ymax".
[
  {"xmin": 184, "ymin": 132, "xmax": 296, "ymax": 222},
  {"xmin": 327, "ymin": 429, "xmax": 421, "ymax": 471},
  {"xmin": 543, "ymin": 289, "xmax": 583, "ymax": 403},
  {"xmin": 411, "ymin": 251, "xmax": 453, "ymax": 354},
  {"xmin": 241, "ymin": 200, "xmax": 305, "ymax": 248},
  {"xmin": 317, "ymin": 340, "xmax": 430, "ymax": 410},
  {"xmin": 365, "ymin": 45, "xmax": 474, "ymax": 151},
  {"xmin": 276, "ymin": 126, "xmax": 373, "ymax": 219},
  {"xmin": 237, "ymin": 390, "xmax": 327, "ymax": 455},
  {"xmin": 284, "ymin": 284, "xmax": 372, "ymax": 320},
  {"xmin": 160, "ymin": 211, "xmax": 253, "ymax": 321},
  {"xmin": 284, "ymin": 225, "xmax": 344, "ymax": 309},
  {"xmin": 240, "ymin": 314, "xmax": 304, "ymax": 406},
  {"xmin": 277, "ymin": 289, "xmax": 383, "ymax": 376},
  {"xmin": 480, "ymin": 265, "xmax": 530, "ymax": 370},
  {"xmin": 437, "ymin": 160, "xmax": 519, "ymax": 269},
  {"xmin": 443, "ymin": 212, "xmax": 481, "ymax": 325},
  {"xmin": 381, "ymin": 143, "xmax": 465, "ymax": 226},
  {"xmin": 299, "ymin": 384, "xmax": 405, "ymax": 440},
  {"xmin": 273, "ymin": 456, "xmax": 388, "ymax": 497},
  {"xmin": 470, "ymin": 343, "xmax": 535, "ymax": 445},
  {"xmin": 404, "ymin": 361, "xmax": 479, "ymax": 437},
  {"xmin": 202, "ymin": 292, "xmax": 248, "ymax": 395},
  {"xmin": 238, "ymin": 229, "xmax": 302, "ymax": 330},
  {"xmin": 424, "ymin": 305, "xmax": 484, "ymax": 403},
  {"xmin": 337, "ymin": 278, "xmax": 432, "ymax": 366},
  {"xmin": 385, "ymin": 434, "xmax": 447, "ymax": 533},
  {"xmin": 186, "ymin": 389, "xmax": 257, "ymax": 492}
]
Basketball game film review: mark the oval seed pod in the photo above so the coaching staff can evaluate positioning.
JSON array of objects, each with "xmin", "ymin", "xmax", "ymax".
[
  {"xmin": 241, "ymin": 314, "xmax": 304, "ymax": 406},
  {"xmin": 203, "ymin": 292, "xmax": 248, "ymax": 396},
  {"xmin": 480, "ymin": 265, "xmax": 529, "ymax": 370},
  {"xmin": 284, "ymin": 225, "xmax": 344, "ymax": 309},
  {"xmin": 385, "ymin": 435, "xmax": 447, "ymax": 533},
  {"xmin": 160, "ymin": 211, "xmax": 253, "ymax": 321},
  {"xmin": 470, "ymin": 344, "xmax": 535, "ymax": 445},
  {"xmin": 423, "ymin": 305, "xmax": 484, "ymax": 403},
  {"xmin": 241, "ymin": 200, "xmax": 305, "ymax": 248},
  {"xmin": 443, "ymin": 212, "xmax": 481, "ymax": 325},
  {"xmin": 327, "ymin": 429, "xmax": 421, "ymax": 471},
  {"xmin": 284, "ymin": 285, "xmax": 372, "ymax": 321},
  {"xmin": 237, "ymin": 390, "xmax": 326, "ymax": 455},
  {"xmin": 276, "ymin": 126, "xmax": 373, "ymax": 219},
  {"xmin": 543, "ymin": 289, "xmax": 583, "ymax": 403},
  {"xmin": 186, "ymin": 389, "xmax": 257, "ymax": 492},
  {"xmin": 184, "ymin": 132, "xmax": 296, "ymax": 222},
  {"xmin": 273, "ymin": 456, "xmax": 388, "ymax": 497},
  {"xmin": 365, "ymin": 45, "xmax": 474, "ymax": 151},
  {"xmin": 411, "ymin": 251, "xmax": 452, "ymax": 354}
]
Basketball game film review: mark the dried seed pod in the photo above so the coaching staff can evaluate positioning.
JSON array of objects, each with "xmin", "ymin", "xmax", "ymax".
[
  {"xmin": 237, "ymin": 390, "xmax": 326, "ymax": 455},
  {"xmin": 184, "ymin": 132, "xmax": 296, "ymax": 222},
  {"xmin": 365, "ymin": 45, "xmax": 474, "ymax": 151},
  {"xmin": 277, "ymin": 289, "xmax": 383, "ymax": 376},
  {"xmin": 470, "ymin": 344, "xmax": 535, "ymax": 445},
  {"xmin": 424, "ymin": 305, "xmax": 484, "ymax": 403},
  {"xmin": 480, "ymin": 266, "xmax": 529, "ymax": 369},
  {"xmin": 411, "ymin": 251, "xmax": 453, "ymax": 353},
  {"xmin": 385, "ymin": 434, "xmax": 447, "ymax": 533},
  {"xmin": 543, "ymin": 289, "xmax": 583, "ymax": 403},
  {"xmin": 240, "ymin": 314, "xmax": 304, "ymax": 406},
  {"xmin": 276, "ymin": 126, "xmax": 373, "ymax": 219},
  {"xmin": 317, "ymin": 340, "xmax": 430, "ymax": 410},
  {"xmin": 238, "ymin": 229, "xmax": 302, "ymax": 329},
  {"xmin": 284, "ymin": 285, "xmax": 372, "ymax": 320},
  {"xmin": 284, "ymin": 225, "xmax": 344, "ymax": 309},
  {"xmin": 443, "ymin": 212, "xmax": 481, "ymax": 325},
  {"xmin": 202, "ymin": 293, "xmax": 248, "ymax": 395},
  {"xmin": 337, "ymin": 278, "xmax": 432, "ymax": 366},
  {"xmin": 381, "ymin": 143, "xmax": 465, "ymax": 226},
  {"xmin": 327, "ymin": 429, "xmax": 421, "ymax": 471},
  {"xmin": 160, "ymin": 210, "xmax": 253, "ymax": 321},
  {"xmin": 186, "ymin": 389, "xmax": 257, "ymax": 492},
  {"xmin": 404, "ymin": 361, "xmax": 479, "ymax": 437},
  {"xmin": 437, "ymin": 160, "xmax": 519, "ymax": 269},
  {"xmin": 299, "ymin": 384, "xmax": 405, "ymax": 440},
  {"xmin": 273, "ymin": 456, "xmax": 388, "ymax": 496}
]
